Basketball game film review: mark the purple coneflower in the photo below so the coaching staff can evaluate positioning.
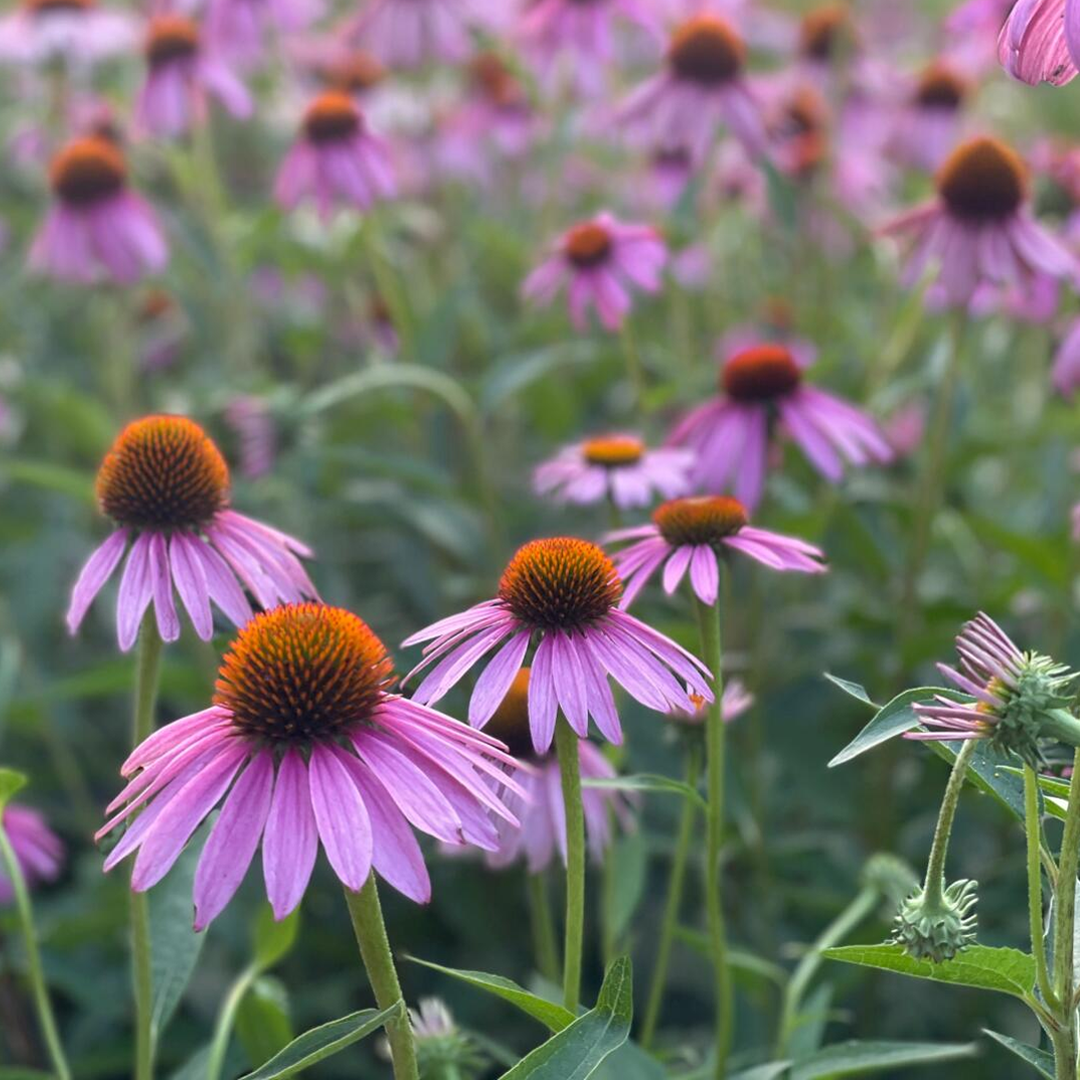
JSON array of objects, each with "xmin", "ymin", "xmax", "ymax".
[
  {"xmin": 911, "ymin": 612, "xmax": 1080, "ymax": 763},
  {"xmin": 616, "ymin": 12, "xmax": 768, "ymax": 163},
  {"xmin": 0, "ymin": 0, "xmax": 134, "ymax": 66},
  {"xmin": 348, "ymin": 0, "xmax": 502, "ymax": 68},
  {"xmin": 99, "ymin": 603, "xmax": 523, "ymax": 929},
  {"xmin": 880, "ymin": 135, "xmax": 1078, "ymax": 307},
  {"xmin": 206, "ymin": 0, "xmax": 319, "ymax": 66},
  {"xmin": 403, "ymin": 537, "xmax": 713, "ymax": 752},
  {"xmin": 889, "ymin": 60, "xmax": 972, "ymax": 172},
  {"xmin": 667, "ymin": 343, "xmax": 892, "ymax": 509},
  {"xmin": 999, "ymin": 0, "xmax": 1078, "ymax": 86},
  {"xmin": 135, "ymin": 13, "xmax": 252, "ymax": 138},
  {"xmin": 30, "ymin": 136, "xmax": 168, "ymax": 285},
  {"xmin": 274, "ymin": 91, "xmax": 395, "ymax": 220},
  {"xmin": 534, "ymin": 434, "xmax": 694, "ymax": 510},
  {"xmin": 521, "ymin": 0, "xmax": 659, "ymax": 97},
  {"xmin": 0, "ymin": 805, "xmax": 63, "ymax": 904},
  {"xmin": 522, "ymin": 213, "xmax": 667, "ymax": 332},
  {"xmin": 67, "ymin": 414, "xmax": 316, "ymax": 652},
  {"xmin": 606, "ymin": 495, "xmax": 826, "ymax": 608},
  {"xmin": 481, "ymin": 669, "xmax": 634, "ymax": 872},
  {"xmin": 225, "ymin": 395, "xmax": 275, "ymax": 479}
]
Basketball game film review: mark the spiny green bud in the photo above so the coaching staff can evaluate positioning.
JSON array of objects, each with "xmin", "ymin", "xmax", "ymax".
[{"xmin": 891, "ymin": 879, "xmax": 977, "ymax": 963}]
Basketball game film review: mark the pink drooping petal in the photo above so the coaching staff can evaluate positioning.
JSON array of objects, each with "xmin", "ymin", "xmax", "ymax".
[
  {"xmin": 67, "ymin": 529, "xmax": 128, "ymax": 634},
  {"xmin": 262, "ymin": 749, "xmax": 319, "ymax": 921},
  {"xmin": 308, "ymin": 744, "xmax": 373, "ymax": 892},
  {"xmin": 193, "ymin": 750, "xmax": 274, "ymax": 930}
]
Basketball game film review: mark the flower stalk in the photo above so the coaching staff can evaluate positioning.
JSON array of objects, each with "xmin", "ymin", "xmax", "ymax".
[
  {"xmin": 0, "ymin": 823, "xmax": 71, "ymax": 1080},
  {"xmin": 132, "ymin": 614, "xmax": 163, "ymax": 1080},
  {"xmin": 641, "ymin": 742, "xmax": 701, "ymax": 1049},
  {"xmin": 695, "ymin": 594, "xmax": 732, "ymax": 1079},
  {"xmin": 1051, "ymin": 749, "xmax": 1080, "ymax": 1079},
  {"xmin": 344, "ymin": 877, "xmax": 419, "ymax": 1080},
  {"xmin": 555, "ymin": 717, "xmax": 587, "ymax": 1013}
]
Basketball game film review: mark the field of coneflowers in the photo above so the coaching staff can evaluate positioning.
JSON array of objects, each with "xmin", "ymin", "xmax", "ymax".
[{"xmin": 5, "ymin": 0, "xmax": 1080, "ymax": 1077}]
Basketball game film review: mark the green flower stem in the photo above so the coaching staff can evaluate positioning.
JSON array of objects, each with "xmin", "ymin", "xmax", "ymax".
[
  {"xmin": 205, "ymin": 964, "xmax": 259, "ymax": 1080},
  {"xmin": 1052, "ymin": 749, "xmax": 1080, "ymax": 1079},
  {"xmin": 899, "ymin": 311, "xmax": 965, "ymax": 644},
  {"xmin": 921, "ymin": 740, "xmax": 976, "ymax": 909},
  {"xmin": 694, "ymin": 595, "xmax": 732, "ymax": 1080},
  {"xmin": 776, "ymin": 884, "xmax": 878, "ymax": 1057},
  {"xmin": 0, "ymin": 825, "xmax": 71, "ymax": 1080},
  {"xmin": 619, "ymin": 320, "xmax": 645, "ymax": 410},
  {"xmin": 526, "ymin": 871, "xmax": 560, "ymax": 986},
  {"xmin": 554, "ymin": 717, "xmax": 586, "ymax": 1013},
  {"xmin": 344, "ymin": 877, "xmax": 419, "ymax": 1080},
  {"xmin": 1024, "ymin": 765, "xmax": 1058, "ymax": 1011},
  {"xmin": 641, "ymin": 742, "xmax": 701, "ymax": 1050},
  {"xmin": 132, "ymin": 614, "xmax": 163, "ymax": 1080}
]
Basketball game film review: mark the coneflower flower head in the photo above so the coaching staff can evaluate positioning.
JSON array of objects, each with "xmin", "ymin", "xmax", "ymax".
[
  {"xmin": 99, "ymin": 603, "xmax": 523, "ymax": 928},
  {"xmin": 67, "ymin": 415, "xmax": 316, "ymax": 650},
  {"xmin": 606, "ymin": 495, "xmax": 826, "ymax": 609},
  {"xmin": 404, "ymin": 536, "xmax": 713, "ymax": 753},
  {"xmin": 911, "ymin": 612, "xmax": 1080, "ymax": 766},
  {"xmin": 31, "ymin": 135, "xmax": 168, "ymax": 284},
  {"xmin": 892, "ymin": 878, "xmax": 978, "ymax": 963}
]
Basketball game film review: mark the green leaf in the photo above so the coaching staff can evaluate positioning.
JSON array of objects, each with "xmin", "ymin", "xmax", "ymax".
[
  {"xmin": 582, "ymin": 774, "xmax": 705, "ymax": 810},
  {"xmin": 823, "ymin": 674, "xmax": 876, "ymax": 707},
  {"xmin": 150, "ymin": 839, "xmax": 205, "ymax": 1040},
  {"xmin": 497, "ymin": 956, "xmax": 633, "ymax": 1080},
  {"xmin": 407, "ymin": 956, "xmax": 575, "ymax": 1033},
  {"xmin": 824, "ymin": 944, "xmax": 1036, "ymax": 1000},
  {"xmin": 930, "ymin": 740, "xmax": 1026, "ymax": 822},
  {"xmin": 605, "ymin": 833, "xmax": 648, "ymax": 944},
  {"xmin": 3, "ymin": 459, "xmax": 95, "ymax": 502},
  {"xmin": 787, "ymin": 982, "xmax": 834, "ymax": 1059},
  {"xmin": 236, "ymin": 977, "xmax": 293, "ymax": 1068},
  {"xmin": 253, "ymin": 906, "xmax": 300, "ymax": 969},
  {"xmin": 0, "ymin": 1070, "xmax": 56, "ymax": 1079},
  {"xmin": 0, "ymin": 768, "xmax": 27, "ymax": 812},
  {"xmin": 730, "ymin": 1065, "xmax": 791, "ymax": 1080},
  {"xmin": 828, "ymin": 688, "xmax": 971, "ymax": 768},
  {"xmin": 983, "ymin": 1029, "xmax": 1054, "ymax": 1078},
  {"xmin": 591, "ymin": 1041, "xmax": 665, "ymax": 1080},
  {"xmin": 790, "ymin": 1039, "xmax": 976, "ymax": 1078},
  {"xmin": 237, "ymin": 1002, "xmax": 403, "ymax": 1080}
]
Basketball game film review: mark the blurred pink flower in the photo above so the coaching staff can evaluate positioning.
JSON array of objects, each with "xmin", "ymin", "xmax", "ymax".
[
  {"xmin": 225, "ymin": 396, "xmax": 275, "ymax": 480},
  {"xmin": 99, "ymin": 604, "xmax": 524, "ymax": 928},
  {"xmin": 888, "ymin": 59, "xmax": 973, "ymax": 172},
  {"xmin": 617, "ymin": 12, "xmax": 767, "ymax": 162},
  {"xmin": 522, "ymin": 212, "xmax": 667, "ymax": 332},
  {"xmin": 0, "ymin": 805, "xmax": 63, "ymax": 905},
  {"xmin": 348, "ymin": 0, "xmax": 503, "ymax": 68},
  {"xmin": 883, "ymin": 401, "xmax": 927, "ymax": 459},
  {"xmin": 275, "ymin": 91, "xmax": 395, "ymax": 220},
  {"xmin": 206, "ymin": 0, "xmax": 320, "ymax": 66},
  {"xmin": 67, "ymin": 415, "xmax": 316, "ymax": 651},
  {"xmin": 521, "ymin": 0, "xmax": 659, "ymax": 96},
  {"xmin": 479, "ymin": 669, "xmax": 634, "ymax": 872},
  {"xmin": 534, "ymin": 433, "xmax": 694, "ymax": 509},
  {"xmin": 403, "ymin": 537, "xmax": 713, "ymax": 752},
  {"xmin": 135, "ymin": 13, "xmax": 252, "ymax": 137},
  {"xmin": 1053, "ymin": 316, "xmax": 1080, "ymax": 397},
  {"xmin": 30, "ymin": 137, "xmax": 168, "ymax": 285},
  {"xmin": 880, "ymin": 136, "xmax": 1077, "ymax": 307},
  {"xmin": 606, "ymin": 495, "xmax": 825, "ymax": 608},
  {"xmin": 667, "ymin": 342, "xmax": 891, "ymax": 508},
  {"xmin": 999, "ymin": 0, "xmax": 1079, "ymax": 86},
  {"xmin": 0, "ymin": 0, "xmax": 135, "ymax": 66},
  {"xmin": 669, "ymin": 678, "xmax": 754, "ymax": 725}
]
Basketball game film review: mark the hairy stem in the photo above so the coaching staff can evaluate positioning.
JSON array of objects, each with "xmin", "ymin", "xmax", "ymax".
[
  {"xmin": 344, "ymin": 877, "xmax": 419, "ymax": 1080},
  {"xmin": 921, "ymin": 740, "xmax": 976, "ymax": 909},
  {"xmin": 1025, "ymin": 765, "xmax": 1058, "ymax": 1011},
  {"xmin": 641, "ymin": 742, "xmax": 701, "ymax": 1049},
  {"xmin": 695, "ymin": 596, "xmax": 732, "ymax": 1079},
  {"xmin": 555, "ymin": 719, "xmax": 586, "ymax": 1013}
]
